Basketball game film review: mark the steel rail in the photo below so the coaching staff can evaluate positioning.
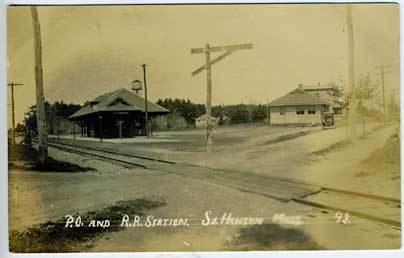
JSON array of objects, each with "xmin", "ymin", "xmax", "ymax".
[
  {"xmin": 43, "ymin": 139, "xmax": 401, "ymax": 228},
  {"xmin": 46, "ymin": 142, "xmax": 147, "ymax": 169}
]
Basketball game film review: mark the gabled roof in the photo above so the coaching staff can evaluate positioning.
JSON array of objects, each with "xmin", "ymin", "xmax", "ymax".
[
  {"xmin": 91, "ymin": 93, "xmax": 111, "ymax": 103},
  {"xmin": 268, "ymin": 88, "xmax": 331, "ymax": 107},
  {"xmin": 69, "ymin": 88, "xmax": 169, "ymax": 119},
  {"xmin": 196, "ymin": 114, "xmax": 218, "ymax": 120}
]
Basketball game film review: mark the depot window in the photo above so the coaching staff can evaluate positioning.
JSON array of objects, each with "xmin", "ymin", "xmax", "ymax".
[
  {"xmin": 308, "ymin": 106, "xmax": 316, "ymax": 114},
  {"xmin": 280, "ymin": 107, "xmax": 286, "ymax": 115},
  {"xmin": 296, "ymin": 107, "xmax": 305, "ymax": 115}
]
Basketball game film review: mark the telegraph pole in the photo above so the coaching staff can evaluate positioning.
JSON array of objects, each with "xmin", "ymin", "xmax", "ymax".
[
  {"xmin": 8, "ymin": 82, "xmax": 23, "ymax": 145},
  {"xmin": 266, "ymin": 104, "xmax": 270, "ymax": 125},
  {"xmin": 191, "ymin": 43, "xmax": 253, "ymax": 152},
  {"xmin": 142, "ymin": 64, "xmax": 149, "ymax": 138},
  {"xmin": 346, "ymin": 5, "xmax": 357, "ymax": 139},
  {"xmin": 205, "ymin": 44, "xmax": 213, "ymax": 150},
  {"xmin": 266, "ymin": 98, "xmax": 270, "ymax": 125},
  {"xmin": 375, "ymin": 64, "xmax": 392, "ymax": 123},
  {"xmin": 31, "ymin": 6, "xmax": 48, "ymax": 163}
]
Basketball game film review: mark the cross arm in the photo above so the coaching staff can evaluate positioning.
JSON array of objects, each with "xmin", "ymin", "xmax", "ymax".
[
  {"xmin": 191, "ymin": 43, "xmax": 253, "ymax": 54},
  {"xmin": 191, "ymin": 50, "xmax": 233, "ymax": 76}
]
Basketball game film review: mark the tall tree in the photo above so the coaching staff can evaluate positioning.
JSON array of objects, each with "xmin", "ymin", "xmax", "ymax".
[{"xmin": 346, "ymin": 4, "xmax": 358, "ymax": 139}]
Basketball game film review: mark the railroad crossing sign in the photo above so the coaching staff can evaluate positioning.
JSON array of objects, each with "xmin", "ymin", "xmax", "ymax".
[
  {"xmin": 191, "ymin": 43, "xmax": 253, "ymax": 152},
  {"xmin": 190, "ymin": 43, "xmax": 253, "ymax": 55}
]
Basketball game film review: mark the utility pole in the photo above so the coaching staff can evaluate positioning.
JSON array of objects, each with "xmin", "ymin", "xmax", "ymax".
[
  {"xmin": 205, "ymin": 44, "xmax": 213, "ymax": 150},
  {"xmin": 266, "ymin": 105, "xmax": 270, "ymax": 125},
  {"xmin": 375, "ymin": 64, "xmax": 392, "ymax": 124},
  {"xmin": 390, "ymin": 88, "xmax": 398, "ymax": 114},
  {"xmin": 388, "ymin": 89, "xmax": 396, "ymax": 119},
  {"xmin": 346, "ymin": 5, "xmax": 357, "ymax": 139},
  {"xmin": 31, "ymin": 6, "xmax": 48, "ymax": 163},
  {"xmin": 266, "ymin": 98, "xmax": 270, "ymax": 125},
  {"xmin": 191, "ymin": 43, "xmax": 253, "ymax": 152},
  {"xmin": 8, "ymin": 82, "xmax": 23, "ymax": 145},
  {"xmin": 142, "ymin": 64, "xmax": 149, "ymax": 138}
]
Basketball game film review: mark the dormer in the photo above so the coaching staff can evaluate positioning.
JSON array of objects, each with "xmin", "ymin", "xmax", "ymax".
[
  {"xmin": 89, "ymin": 101, "xmax": 99, "ymax": 108},
  {"xmin": 108, "ymin": 97, "xmax": 130, "ymax": 106}
]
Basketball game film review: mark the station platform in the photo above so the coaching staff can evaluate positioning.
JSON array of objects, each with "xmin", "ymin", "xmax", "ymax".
[{"xmin": 48, "ymin": 134, "xmax": 179, "ymax": 143}]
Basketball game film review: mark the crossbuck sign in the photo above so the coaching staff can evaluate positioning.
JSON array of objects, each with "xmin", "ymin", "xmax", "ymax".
[{"xmin": 191, "ymin": 43, "xmax": 253, "ymax": 152}]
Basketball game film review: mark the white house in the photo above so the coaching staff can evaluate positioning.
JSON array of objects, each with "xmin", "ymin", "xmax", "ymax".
[
  {"xmin": 195, "ymin": 114, "xmax": 219, "ymax": 128},
  {"xmin": 268, "ymin": 86, "xmax": 331, "ymax": 125}
]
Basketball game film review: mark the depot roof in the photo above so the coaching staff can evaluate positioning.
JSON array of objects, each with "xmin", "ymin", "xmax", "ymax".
[
  {"xmin": 69, "ymin": 88, "xmax": 169, "ymax": 119},
  {"xmin": 267, "ymin": 88, "xmax": 331, "ymax": 107}
]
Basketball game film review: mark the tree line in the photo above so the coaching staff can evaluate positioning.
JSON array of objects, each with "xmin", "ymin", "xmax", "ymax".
[
  {"xmin": 24, "ymin": 101, "xmax": 81, "ymax": 135},
  {"xmin": 21, "ymin": 74, "xmax": 396, "ymax": 135},
  {"xmin": 156, "ymin": 98, "xmax": 268, "ymax": 128},
  {"xmin": 21, "ymin": 98, "xmax": 269, "ymax": 134}
]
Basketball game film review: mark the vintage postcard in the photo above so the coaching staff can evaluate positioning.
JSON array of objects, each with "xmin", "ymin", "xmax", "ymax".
[{"xmin": 6, "ymin": 3, "xmax": 401, "ymax": 253}]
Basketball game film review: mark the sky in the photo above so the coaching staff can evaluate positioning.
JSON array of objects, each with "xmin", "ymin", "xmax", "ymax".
[{"xmin": 7, "ymin": 4, "xmax": 400, "ymax": 125}]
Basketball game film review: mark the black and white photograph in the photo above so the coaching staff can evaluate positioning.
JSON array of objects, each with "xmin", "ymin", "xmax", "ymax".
[{"xmin": 4, "ymin": 2, "xmax": 401, "ymax": 253}]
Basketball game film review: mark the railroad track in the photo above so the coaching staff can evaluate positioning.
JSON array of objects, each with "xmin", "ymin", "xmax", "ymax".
[{"xmin": 44, "ymin": 139, "xmax": 401, "ymax": 228}]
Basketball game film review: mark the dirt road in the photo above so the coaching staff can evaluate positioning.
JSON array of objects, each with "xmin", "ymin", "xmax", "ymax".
[{"xmin": 8, "ymin": 122, "xmax": 401, "ymax": 251}]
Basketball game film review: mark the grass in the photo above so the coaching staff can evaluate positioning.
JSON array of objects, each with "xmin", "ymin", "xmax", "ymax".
[
  {"xmin": 52, "ymin": 125, "xmax": 315, "ymax": 155},
  {"xmin": 224, "ymin": 224, "xmax": 322, "ymax": 250},
  {"xmin": 356, "ymin": 132, "xmax": 400, "ymax": 178},
  {"xmin": 311, "ymin": 124, "xmax": 387, "ymax": 157},
  {"xmin": 8, "ymin": 144, "xmax": 95, "ymax": 172},
  {"xmin": 9, "ymin": 199, "xmax": 165, "ymax": 253}
]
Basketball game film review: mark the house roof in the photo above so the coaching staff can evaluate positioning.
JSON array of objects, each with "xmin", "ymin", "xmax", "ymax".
[
  {"xmin": 196, "ymin": 114, "xmax": 218, "ymax": 120},
  {"xmin": 69, "ymin": 88, "xmax": 169, "ymax": 119},
  {"xmin": 268, "ymin": 88, "xmax": 331, "ymax": 107}
]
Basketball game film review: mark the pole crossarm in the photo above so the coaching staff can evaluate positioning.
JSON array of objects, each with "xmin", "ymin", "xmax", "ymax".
[
  {"xmin": 8, "ymin": 83, "xmax": 24, "ymax": 87},
  {"xmin": 190, "ymin": 42, "xmax": 253, "ymax": 152},
  {"xmin": 192, "ymin": 50, "xmax": 233, "ymax": 76},
  {"xmin": 191, "ymin": 43, "xmax": 253, "ymax": 54}
]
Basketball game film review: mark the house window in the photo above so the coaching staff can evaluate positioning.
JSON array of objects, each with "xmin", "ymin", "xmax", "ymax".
[
  {"xmin": 296, "ymin": 107, "xmax": 305, "ymax": 115},
  {"xmin": 280, "ymin": 107, "xmax": 286, "ymax": 115},
  {"xmin": 308, "ymin": 106, "xmax": 316, "ymax": 114}
]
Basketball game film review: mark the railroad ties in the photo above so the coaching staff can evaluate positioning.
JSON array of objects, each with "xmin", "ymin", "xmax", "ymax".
[
  {"xmin": 47, "ymin": 140, "xmax": 320, "ymax": 202},
  {"xmin": 46, "ymin": 139, "xmax": 401, "ymax": 227}
]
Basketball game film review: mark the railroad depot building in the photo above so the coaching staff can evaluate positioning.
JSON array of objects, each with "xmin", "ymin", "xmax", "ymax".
[
  {"xmin": 267, "ymin": 86, "xmax": 331, "ymax": 125},
  {"xmin": 69, "ymin": 88, "xmax": 169, "ymax": 138}
]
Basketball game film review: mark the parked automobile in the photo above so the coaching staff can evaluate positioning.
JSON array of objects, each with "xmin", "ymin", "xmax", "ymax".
[{"xmin": 321, "ymin": 111, "xmax": 336, "ymax": 129}]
